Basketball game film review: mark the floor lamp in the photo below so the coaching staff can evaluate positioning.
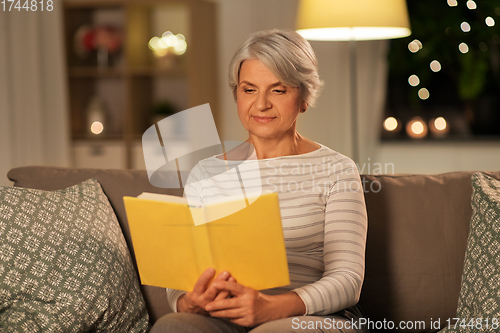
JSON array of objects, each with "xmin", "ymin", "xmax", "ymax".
[{"xmin": 296, "ymin": 0, "xmax": 411, "ymax": 163}]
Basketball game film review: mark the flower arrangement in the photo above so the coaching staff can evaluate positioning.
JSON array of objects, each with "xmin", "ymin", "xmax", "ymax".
[{"xmin": 74, "ymin": 25, "xmax": 123, "ymax": 66}]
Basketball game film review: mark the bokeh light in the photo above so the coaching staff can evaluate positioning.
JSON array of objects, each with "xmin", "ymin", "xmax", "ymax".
[
  {"xmin": 447, "ymin": 0, "xmax": 458, "ymax": 7},
  {"xmin": 384, "ymin": 117, "xmax": 399, "ymax": 131},
  {"xmin": 461, "ymin": 22, "xmax": 471, "ymax": 32},
  {"xmin": 412, "ymin": 122, "xmax": 424, "ymax": 135},
  {"xmin": 434, "ymin": 117, "xmax": 447, "ymax": 131},
  {"xmin": 418, "ymin": 88, "xmax": 430, "ymax": 100},
  {"xmin": 430, "ymin": 60, "xmax": 442, "ymax": 72},
  {"xmin": 466, "ymin": 0, "xmax": 477, "ymax": 10},
  {"xmin": 429, "ymin": 117, "xmax": 449, "ymax": 137},
  {"xmin": 408, "ymin": 39, "xmax": 423, "ymax": 53},
  {"xmin": 486, "ymin": 17, "xmax": 495, "ymax": 27},
  {"xmin": 406, "ymin": 117, "xmax": 428, "ymax": 139},
  {"xmin": 408, "ymin": 75, "xmax": 420, "ymax": 87},
  {"xmin": 148, "ymin": 31, "xmax": 188, "ymax": 57},
  {"xmin": 91, "ymin": 121, "xmax": 104, "ymax": 135},
  {"xmin": 459, "ymin": 42, "xmax": 469, "ymax": 53}
]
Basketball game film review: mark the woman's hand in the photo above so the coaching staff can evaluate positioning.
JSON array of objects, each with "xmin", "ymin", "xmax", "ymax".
[
  {"xmin": 205, "ymin": 280, "xmax": 306, "ymax": 327},
  {"xmin": 177, "ymin": 268, "xmax": 232, "ymax": 315}
]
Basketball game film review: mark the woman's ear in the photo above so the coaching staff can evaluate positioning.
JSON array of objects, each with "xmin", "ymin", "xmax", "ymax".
[{"xmin": 300, "ymin": 102, "xmax": 308, "ymax": 113}]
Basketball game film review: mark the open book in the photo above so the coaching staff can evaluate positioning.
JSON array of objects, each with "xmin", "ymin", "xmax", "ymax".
[{"xmin": 123, "ymin": 192, "xmax": 290, "ymax": 291}]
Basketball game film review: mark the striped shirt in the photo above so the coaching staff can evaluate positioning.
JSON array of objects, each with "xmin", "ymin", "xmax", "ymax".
[{"xmin": 166, "ymin": 144, "xmax": 367, "ymax": 315}]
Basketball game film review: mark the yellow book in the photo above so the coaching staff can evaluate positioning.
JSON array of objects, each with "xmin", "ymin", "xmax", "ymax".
[{"xmin": 123, "ymin": 192, "xmax": 290, "ymax": 292}]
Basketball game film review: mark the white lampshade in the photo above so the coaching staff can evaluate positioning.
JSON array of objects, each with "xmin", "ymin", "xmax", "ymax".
[{"xmin": 296, "ymin": 0, "xmax": 411, "ymax": 41}]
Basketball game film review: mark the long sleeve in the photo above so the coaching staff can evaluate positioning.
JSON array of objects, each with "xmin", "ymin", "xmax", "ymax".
[
  {"xmin": 166, "ymin": 289, "xmax": 186, "ymax": 313},
  {"xmin": 292, "ymin": 157, "xmax": 367, "ymax": 315}
]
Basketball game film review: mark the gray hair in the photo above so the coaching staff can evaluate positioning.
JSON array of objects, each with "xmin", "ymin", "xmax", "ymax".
[{"xmin": 228, "ymin": 29, "xmax": 324, "ymax": 107}]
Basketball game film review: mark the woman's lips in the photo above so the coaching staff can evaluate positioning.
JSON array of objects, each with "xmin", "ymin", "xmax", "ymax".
[{"xmin": 252, "ymin": 116, "xmax": 276, "ymax": 124}]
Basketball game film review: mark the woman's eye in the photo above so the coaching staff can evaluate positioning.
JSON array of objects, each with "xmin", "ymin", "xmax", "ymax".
[
  {"xmin": 273, "ymin": 89, "xmax": 286, "ymax": 94},
  {"xmin": 244, "ymin": 89, "xmax": 255, "ymax": 93}
]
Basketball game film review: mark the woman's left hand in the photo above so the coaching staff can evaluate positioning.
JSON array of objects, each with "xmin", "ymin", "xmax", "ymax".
[{"xmin": 204, "ymin": 279, "xmax": 276, "ymax": 327}]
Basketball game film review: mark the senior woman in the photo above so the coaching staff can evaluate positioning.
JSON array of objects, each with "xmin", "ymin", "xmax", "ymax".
[{"xmin": 151, "ymin": 29, "xmax": 368, "ymax": 333}]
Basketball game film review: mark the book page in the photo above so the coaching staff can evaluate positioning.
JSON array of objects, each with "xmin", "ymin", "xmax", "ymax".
[{"xmin": 138, "ymin": 192, "xmax": 188, "ymax": 205}]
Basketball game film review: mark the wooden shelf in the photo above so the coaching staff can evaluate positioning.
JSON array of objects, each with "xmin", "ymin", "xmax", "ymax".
[
  {"xmin": 63, "ymin": 0, "xmax": 124, "ymax": 8},
  {"xmin": 69, "ymin": 67, "xmax": 125, "ymax": 78},
  {"xmin": 127, "ymin": 66, "xmax": 186, "ymax": 77},
  {"xmin": 63, "ymin": 0, "xmax": 218, "ymax": 169},
  {"xmin": 72, "ymin": 133, "xmax": 125, "ymax": 141},
  {"xmin": 68, "ymin": 66, "xmax": 187, "ymax": 78}
]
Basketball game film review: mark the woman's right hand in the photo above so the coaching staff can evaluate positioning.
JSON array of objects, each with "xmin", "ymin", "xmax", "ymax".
[{"xmin": 177, "ymin": 267, "xmax": 233, "ymax": 315}]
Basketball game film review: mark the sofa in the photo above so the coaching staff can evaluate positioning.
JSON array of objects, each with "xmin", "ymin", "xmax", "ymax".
[{"xmin": 3, "ymin": 166, "xmax": 500, "ymax": 332}]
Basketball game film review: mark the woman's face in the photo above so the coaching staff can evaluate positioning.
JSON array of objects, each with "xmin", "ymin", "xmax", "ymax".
[{"xmin": 236, "ymin": 59, "xmax": 306, "ymax": 141}]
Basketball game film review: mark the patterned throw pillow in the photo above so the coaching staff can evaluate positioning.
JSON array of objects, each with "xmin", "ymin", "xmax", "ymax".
[
  {"xmin": 439, "ymin": 173, "xmax": 500, "ymax": 333},
  {"xmin": 0, "ymin": 179, "xmax": 150, "ymax": 332}
]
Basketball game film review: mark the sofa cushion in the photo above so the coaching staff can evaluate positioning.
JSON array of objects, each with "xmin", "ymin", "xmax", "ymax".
[
  {"xmin": 7, "ymin": 166, "xmax": 184, "ymax": 323},
  {"xmin": 440, "ymin": 172, "xmax": 500, "ymax": 332},
  {"xmin": 359, "ymin": 171, "xmax": 500, "ymax": 332},
  {"xmin": 0, "ymin": 179, "xmax": 149, "ymax": 332}
]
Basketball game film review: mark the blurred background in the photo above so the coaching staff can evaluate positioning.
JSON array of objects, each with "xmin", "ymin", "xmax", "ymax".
[{"xmin": 1, "ymin": 0, "xmax": 500, "ymax": 186}]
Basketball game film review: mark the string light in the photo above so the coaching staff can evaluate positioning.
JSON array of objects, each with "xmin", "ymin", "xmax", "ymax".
[
  {"xmin": 447, "ymin": 0, "xmax": 458, "ymax": 7},
  {"xmin": 408, "ymin": 39, "xmax": 423, "ymax": 53},
  {"xmin": 430, "ymin": 60, "xmax": 442, "ymax": 72},
  {"xmin": 406, "ymin": 117, "xmax": 428, "ymax": 139},
  {"xmin": 91, "ymin": 121, "xmax": 104, "ymax": 135},
  {"xmin": 461, "ymin": 22, "xmax": 471, "ymax": 32},
  {"xmin": 148, "ymin": 31, "xmax": 188, "ymax": 57},
  {"xmin": 466, "ymin": 0, "xmax": 477, "ymax": 10},
  {"xmin": 429, "ymin": 117, "xmax": 449, "ymax": 137},
  {"xmin": 486, "ymin": 17, "xmax": 495, "ymax": 27},
  {"xmin": 459, "ymin": 42, "xmax": 469, "ymax": 53},
  {"xmin": 412, "ymin": 122, "xmax": 424, "ymax": 135},
  {"xmin": 384, "ymin": 117, "xmax": 399, "ymax": 131},
  {"xmin": 408, "ymin": 75, "xmax": 420, "ymax": 87},
  {"xmin": 418, "ymin": 88, "xmax": 430, "ymax": 100},
  {"xmin": 434, "ymin": 117, "xmax": 447, "ymax": 131}
]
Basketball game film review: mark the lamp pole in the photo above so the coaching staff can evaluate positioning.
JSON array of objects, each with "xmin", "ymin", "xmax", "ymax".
[{"xmin": 349, "ymin": 34, "xmax": 359, "ymax": 164}]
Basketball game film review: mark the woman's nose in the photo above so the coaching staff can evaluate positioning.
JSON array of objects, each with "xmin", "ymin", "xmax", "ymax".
[{"xmin": 255, "ymin": 92, "xmax": 271, "ymax": 111}]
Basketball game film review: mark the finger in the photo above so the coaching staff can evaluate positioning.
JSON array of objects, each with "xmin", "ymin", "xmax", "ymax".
[
  {"xmin": 215, "ymin": 271, "xmax": 230, "ymax": 281},
  {"xmin": 213, "ymin": 271, "xmax": 231, "ymax": 300},
  {"xmin": 214, "ymin": 277, "xmax": 236, "ymax": 300},
  {"xmin": 203, "ymin": 271, "xmax": 230, "ymax": 300},
  {"xmin": 208, "ymin": 301, "xmax": 250, "ymax": 323},
  {"xmin": 214, "ymin": 290, "xmax": 230, "ymax": 301},
  {"xmin": 192, "ymin": 267, "xmax": 215, "ymax": 294},
  {"xmin": 209, "ymin": 308, "xmax": 243, "ymax": 319},
  {"xmin": 211, "ymin": 280, "xmax": 245, "ymax": 296},
  {"xmin": 206, "ymin": 297, "xmax": 239, "ymax": 312}
]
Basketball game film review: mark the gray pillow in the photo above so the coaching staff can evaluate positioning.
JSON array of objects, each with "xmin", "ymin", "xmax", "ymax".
[
  {"xmin": 0, "ymin": 179, "xmax": 150, "ymax": 332},
  {"xmin": 439, "ymin": 172, "xmax": 500, "ymax": 333}
]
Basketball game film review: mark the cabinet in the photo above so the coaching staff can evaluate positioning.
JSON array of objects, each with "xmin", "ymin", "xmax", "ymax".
[{"xmin": 63, "ymin": 0, "xmax": 218, "ymax": 168}]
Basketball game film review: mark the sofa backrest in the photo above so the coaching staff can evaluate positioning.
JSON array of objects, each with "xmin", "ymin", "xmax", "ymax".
[
  {"xmin": 360, "ymin": 171, "xmax": 500, "ymax": 332},
  {"xmin": 7, "ymin": 166, "xmax": 500, "ymax": 331}
]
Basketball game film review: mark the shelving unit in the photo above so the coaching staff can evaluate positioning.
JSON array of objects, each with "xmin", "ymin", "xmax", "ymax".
[{"xmin": 62, "ymin": 0, "xmax": 218, "ymax": 169}]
